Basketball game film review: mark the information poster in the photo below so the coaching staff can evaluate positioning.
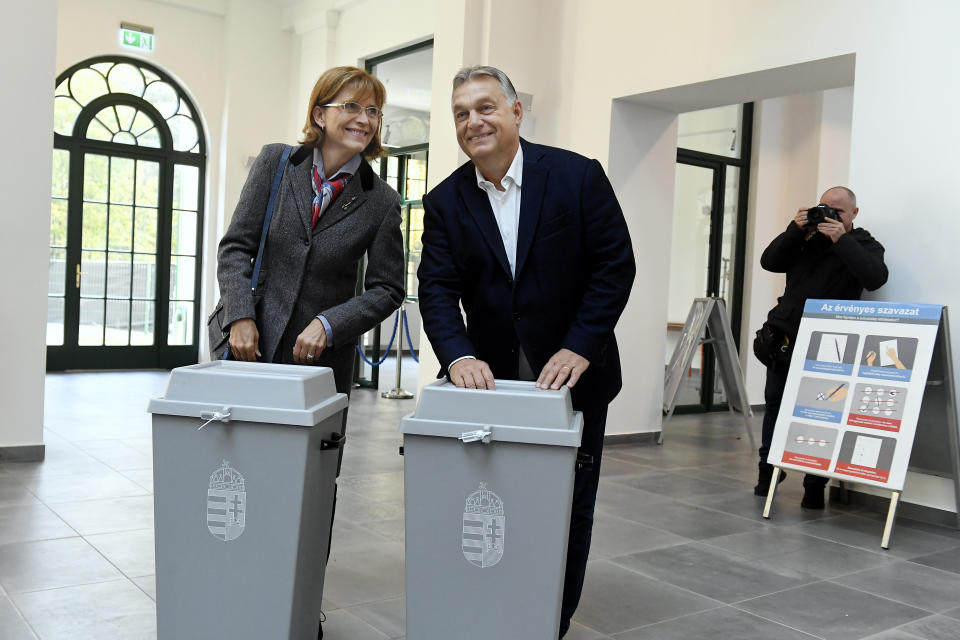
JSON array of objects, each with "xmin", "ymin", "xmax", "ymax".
[{"xmin": 767, "ymin": 300, "xmax": 942, "ymax": 490}]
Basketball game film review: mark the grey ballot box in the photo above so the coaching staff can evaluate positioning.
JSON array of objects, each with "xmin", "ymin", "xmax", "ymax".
[
  {"xmin": 400, "ymin": 379, "xmax": 584, "ymax": 640},
  {"xmin": 146, "ymin": 361, "xmax": 348, "ymax": 640}
]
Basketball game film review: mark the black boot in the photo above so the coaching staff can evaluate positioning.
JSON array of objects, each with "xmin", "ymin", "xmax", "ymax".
[
  {"xmin": 753, "ymin": 468, "xmax": 786, "ymax": 496},
  {"xmin": 801, "ymin": 486, "xmax": 825, "ymax": 509}
]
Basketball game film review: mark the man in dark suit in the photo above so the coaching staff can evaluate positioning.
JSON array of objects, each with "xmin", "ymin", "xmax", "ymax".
[{"xmin": 417, "ymin": 65, "xmax": 636, "ymax": 637}]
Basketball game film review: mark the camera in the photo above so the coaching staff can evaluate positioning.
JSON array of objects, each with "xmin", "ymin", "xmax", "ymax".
[{"xmin": 806, "ymin": 204, "xmax": 840, "ymax": 226}]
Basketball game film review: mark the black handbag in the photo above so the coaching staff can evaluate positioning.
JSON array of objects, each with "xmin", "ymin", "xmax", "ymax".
[
  {"xmin": 206, "ymin": 145, "xmax": 292, "ymax": 359},
  {"xmin": 752, "ymin": 323, "xmax": 793, "ymax": 372}
]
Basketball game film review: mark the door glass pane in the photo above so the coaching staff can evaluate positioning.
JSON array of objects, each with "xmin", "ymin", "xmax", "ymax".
[
  {"xmin": 110, "ymin": 157, "xmax": 135, "ymax": 204},
  {"xmin": 171, "ymin": 210, "xmax": 197, "ymax": 255},
  {"xmin": 139, "ymin": 129, "xmax": 161, "ymax": 148},
  {"xmin": 108, "ymin": 205, "xmax": 133, "ymax": 250},
  {"xmin": 386, "ymin": 156, "xmax": 400, "ymax": 191},
  {"xmin": 83, "ymin": 154, "xmax": 108, "ymax": 201},
  {"xmin": 406, "ymin": 203, "xmax": 424, "ymax": 298},
  {"xmin": 82, "ymin": 202, "xmax": 107, "ymax": 249},
  {"xmin": 136, "ymin": 160, "xmax": 159, "ymax": 206},
  {"xmin": 405, "ymin": 152, "xmax": 427, "ymax": 200},
  {"xmin": 134, "ymin": 207, "xmax": 158, "ymax": 253},
  {"xmin": 667, "ymin": 163, "xmax": 714, "ymax": 407},
  {"xmin": 50, "ymin": 200, "xmax": 68, "ymax": 246},
  {"xmin": 70, "ymin": 67, "xmax": 108, "ymax": 106},
  {"xmin": 131, "ymin": 300, "xmax": 155, "ymax": 345},
  {"xmin": 54, "ymin": 97, "xmax": 82, "ymax": 136},
  {"xmin": 107, "ymin": 252, "xmax": 131, "ymax": 298},
  {"xmin": 47, "ymin": 296, "xmax": 64, "ymax": 346},
  {"xmin": 173, "ymin": 165, "xmax": 198, "ymax": 210},
  {"xmin": 105, "ymin": 300, "xmax": 131, "ymax": 346},
  {"xmin": 116, "ymin": 105, "xmax": 136, "ymax": 131},
  {"xmin": 80, "ymin": 250, "xmax": 106, "ymax": 297},
  {"xmin": 133, "ymin": 253, "xmax": 156, "ymax": 300},
  {"xmin": 78, "ymin": 298, "xmax": 105, "ymax": 346},
  {"xmin": 50, "ymin": 149, "xmax": 70, "ymax": 348},
  {"xmin": 143, "ymin": 81, "xmax": 179, "ymax": 119},
  {"xmin": 169, "ymin": 256, "xmax": 195, "ymax": 300},
  {"xmin": 130, "ymin": 110, "xmax": 154, "ymax": 137},
  {"xmin": 107, "ymin": 63, "xmax": 145, "ymax": 97},
  {"xmin": 52, "ymin": 149, "xmax": 69, "ymax": 198},
  {"xmin": 49, "ymin": 248, "xmax": 66, "ymax": 296},
  {"xmin": 677, "ymin": 104, "xmax": 743, "ymax": 159},
  {"xmin": 87, "ymin": 119, "xmax": 113, "ymax": 142},
  {"xmin": 168, "ymin": 301, "xmax": 193, "ymax": 345}
]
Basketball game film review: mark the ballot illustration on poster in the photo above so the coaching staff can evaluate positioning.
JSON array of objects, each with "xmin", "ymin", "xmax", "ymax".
[
  {"xmin": 792, "ymin": 377, "xmax": 849, "ymax": 424},
  {"xmin": 847, "ymin": 384, "xmax": 907, "ymax": 432},
  {"xmin": 766, "ymin": 300, "xmax": 942, "ymax": 491},
  {"xmin": 858, "ymin": 335, "xmax": 919, "ymax": 382},
  {"xmin": 804, "ymin": 331, "xmax": 860, "ymax": 375}
]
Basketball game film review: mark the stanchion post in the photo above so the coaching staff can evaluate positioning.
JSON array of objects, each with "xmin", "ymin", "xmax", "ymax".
[{"xmin": 382, "ymin": 303, "xmax": 414, "ymax": 400}]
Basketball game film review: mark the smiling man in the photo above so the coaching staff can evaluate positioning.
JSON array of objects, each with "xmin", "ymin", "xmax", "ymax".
[{"xmin": 417, "ymin": 66, "xmax": 636, "ymax": 637}]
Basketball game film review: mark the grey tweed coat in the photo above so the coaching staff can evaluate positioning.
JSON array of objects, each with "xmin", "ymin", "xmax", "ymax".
[{"xmin": 217, "ymin": 143, "xmax": 405, "ymax": 393}]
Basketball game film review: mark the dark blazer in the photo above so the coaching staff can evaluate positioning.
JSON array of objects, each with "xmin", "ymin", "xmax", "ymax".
[
  {"xmin": 761, "ymin": 221, "xmax": 888, "ymax": 340},
  {"xmin": 217, "ymin": 143, "xmax": 404, "ymax": 392},
  {"xmin": 417, "ymin": 139, "xmax": 636, "ymax": 409}
]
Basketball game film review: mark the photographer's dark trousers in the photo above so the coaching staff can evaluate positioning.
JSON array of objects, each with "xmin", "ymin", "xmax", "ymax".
[
  {"xmin": 759, "ymin": 366, "xmax": 828, "ymax": 490},
  {"xmin": 558, "ymin": 404, "xmax": 607, "ymax": 638}
]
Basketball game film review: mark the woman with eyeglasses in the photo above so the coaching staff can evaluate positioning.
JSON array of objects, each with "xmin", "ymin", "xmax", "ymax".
[
  {"xmin": 213, "ymin": 65, "xmax": 403, "ymax": 638},
  {"xmin": 215, "ymin": 65, "xmax": 403, "ymax": 387}
]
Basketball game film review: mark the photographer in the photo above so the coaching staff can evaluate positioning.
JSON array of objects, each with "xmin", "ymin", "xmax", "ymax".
[{"xmin": 753, "ymin": 186, "xmax": 888, "ymax": 508}]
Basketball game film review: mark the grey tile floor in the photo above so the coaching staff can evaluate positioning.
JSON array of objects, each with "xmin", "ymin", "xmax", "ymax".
[{"xmin": 1, "ymin": 366, "xmax": 959, "ymax": 639}]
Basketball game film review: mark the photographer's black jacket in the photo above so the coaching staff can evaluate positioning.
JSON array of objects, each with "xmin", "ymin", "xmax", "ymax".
[{"xmin": 761, "ymin": 221, "xmax": 888, "ymax": 339}]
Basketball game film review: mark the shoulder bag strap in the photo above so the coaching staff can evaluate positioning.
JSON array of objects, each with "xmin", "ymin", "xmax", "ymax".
[{"xmin": 251, "ymin": 144, "xmax": 293, "ymax": 294}]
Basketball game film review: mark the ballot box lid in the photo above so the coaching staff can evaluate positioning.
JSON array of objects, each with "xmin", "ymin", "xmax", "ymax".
[
  {"xmin": 147, "ymin": 361, "xmax": 347, "ymax": 427},
  {"xmin": 400, "ymin": 379, "xmax": 583, "ymax": 447}
]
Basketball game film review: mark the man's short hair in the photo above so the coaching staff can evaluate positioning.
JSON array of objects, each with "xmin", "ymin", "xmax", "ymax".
[
  {"xmin": 825, "ymin": 186, "xmax": 857, "ymax": 208},
  {"xmin": 452, "ymin": 66, "xmax": 518, "ymax": 106}
]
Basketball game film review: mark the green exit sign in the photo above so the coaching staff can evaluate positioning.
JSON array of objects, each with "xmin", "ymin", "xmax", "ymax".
[{"xmin": 120, "ymin": 23, "xmax": 154, "ymax": 52}]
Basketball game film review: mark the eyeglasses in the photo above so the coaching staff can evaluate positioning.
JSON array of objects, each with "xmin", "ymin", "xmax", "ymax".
[{"xmin": 320, "ymin": 102, "xmax": 382, "ymax": 120}]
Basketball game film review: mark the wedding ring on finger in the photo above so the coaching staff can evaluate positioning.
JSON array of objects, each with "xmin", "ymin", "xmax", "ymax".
[{"xmin": 306, "ymin": 353, "xmax": 314, "ymax": 359}]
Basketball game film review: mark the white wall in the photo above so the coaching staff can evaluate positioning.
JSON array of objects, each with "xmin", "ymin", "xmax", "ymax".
[
  {"xmin": 607, "ymin": 102, "xmax": 679, "ymax": 433},
  {"xmin": 741, "ymin": 90, "xmax": 840, "ymax": 402},
  {"xmin": 0, "ymin": 0, "xmax": 57, "ymax": 453},
  {"xmin": 532, "ymin": 0, "xmax": 960, "ymax": 439}
]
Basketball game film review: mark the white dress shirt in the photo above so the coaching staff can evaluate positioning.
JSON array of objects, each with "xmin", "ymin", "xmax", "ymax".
[
  {"xmin": 450, "ymin": 145, "xmax": 524, "ymax": 370},
  {"xmin": 475, "ymin": 144, "xmax": 523, "ymax": 276}
]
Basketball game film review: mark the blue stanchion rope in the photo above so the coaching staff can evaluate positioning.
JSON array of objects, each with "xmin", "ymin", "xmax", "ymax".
[
  {"xmin": 402, "ymin": 308, "xmax": 419, "ymax": 363},
  {"xmin": 355, "ymin": 309, "xmax": 399, "ymax": 367}
]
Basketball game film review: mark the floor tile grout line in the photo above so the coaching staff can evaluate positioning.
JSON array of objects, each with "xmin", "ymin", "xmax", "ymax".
[
  {"xmin": 725, "ymin": 602, "xmax": 830, "ymax": 639},
  {"xmin": 600, "ymin": 602, "xmax": 728, "ymax": 637},
  {"xmin": 608, "ymin": 603, "xmax": 828, "ymax": 640},
  {"xmin": 592, "ymin": 557, "xmax": 730, "ymax": 609},
  {"xmin": 729, "ymin": 579, "xmax": 937, "ymax": 624},
  {"xmin": 2, "ymin": 590, "xmax": 43, "ymax": 640},
  {"xmin": 821, "ymin": 573, "xmax": 947, "ymax": 615}
]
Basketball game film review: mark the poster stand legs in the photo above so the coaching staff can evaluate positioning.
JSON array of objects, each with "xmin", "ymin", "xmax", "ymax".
[
  {"xmin": 762, "ymin": 465, "xmax": 780, "ymax": 519},
  {"xmin": 661, "ymin": 298, "xmax": 754, "ymax": 445},
  {"xmin": 881, "ymin": 491, "xmax": 901, "ymax": 550}
]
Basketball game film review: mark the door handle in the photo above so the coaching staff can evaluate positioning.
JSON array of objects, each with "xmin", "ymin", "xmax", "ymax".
[{"xmin": 75, "ymin": 264, "xmax": 86, "ymax": 288}]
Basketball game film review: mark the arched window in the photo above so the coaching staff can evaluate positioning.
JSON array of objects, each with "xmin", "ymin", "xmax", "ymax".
[{"xmin": 48, "ymin": 56, "xmax": 206, "ymax": 370}]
